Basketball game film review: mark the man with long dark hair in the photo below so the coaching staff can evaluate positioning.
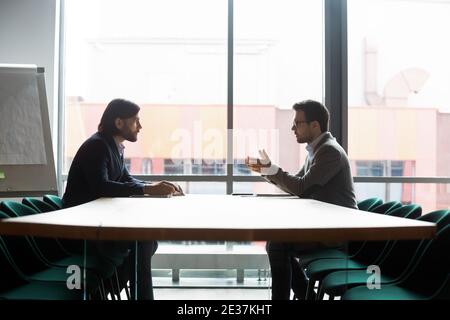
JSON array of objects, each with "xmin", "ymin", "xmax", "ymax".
[{"xmin": 63, "ymin": 98, "xmax": 183, "ymax": 299}]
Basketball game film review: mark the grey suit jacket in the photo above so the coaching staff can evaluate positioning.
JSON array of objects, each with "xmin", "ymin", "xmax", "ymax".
[{"xmin": 264, "ymin": 132, "xmax": 358, "ymax": 210}]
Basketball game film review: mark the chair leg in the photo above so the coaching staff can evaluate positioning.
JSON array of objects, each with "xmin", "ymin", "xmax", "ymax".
[
  {"xmin": 114, "ymin": 269, "xmax": 122, "ymax": 300},
  {"xmin": 317, "ymin": 284, "xmax": 325, "ymax": 300},
  {"xmin": 91, "ymin": 277, "xmax": 104, "ymax": 300},
  {"xmin": 125, "ymin": 281, "xmax": 131, "ymax": 300},
  {"xmin": 305, "ymin": 279, "xmax": 316, "ymax": 300},
  {"xmin": 109, "ymin": 278, "xmax": 117, "ymax": 300},
  {"xmin": 99, "ymin": 280, "xmax": 106, "ymax": 300}
]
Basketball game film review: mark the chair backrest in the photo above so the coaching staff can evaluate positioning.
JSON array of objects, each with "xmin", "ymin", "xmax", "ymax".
[
  {"xmin": 371, "ymin": 201, "xmax": 402, "ymax": 214},
  {"xmin": 379, "ymin": 209, "xmax": 450, "ymax": 278},
  {"xmin": 347, "ymin": 201, "xmax": 403, "ymax": 257},
  {"xmin": 0, "ymin": 210, "xmax": 51, "ymax": 276},
  {"xmin": 0, "ymin": 212, "xmax": 29, "ymax": 292},
  {"xmin": 418, "ymin": 209, "xmax": 450, "ymax": 229},
  {"xmin": 43, "ymin": 195, "xmax": 63, "ymax": 210},
  {"xmin": 0, "ymin": 210, "xmax": 9, "ymax": 220},
  {"xmin": 357, "ymin": 198, "xmax": 383, "ymax": 212},
  {"xmin": 402, "ymin": 225, "xmax": 450, "ymax": 297},
  {"xmin": 387, "ymin": 204, "xmax": 422, "ymax": 220},
  {"xmin": 353, "ymin": 204, "xmax": 422, "ymax": 265},
  {"xmin": 0, "ymin": 202, "xmax": 67, "ymax": 262},
  {"xmin": 22, "ymin": 198, "xmax": 55, "ymax": 213},
  {"xmin": 0, "ymin": 201, "xmax": 39, "ymax": 217},
  {"xmin": 432, "ymin": 273, "xmax": 450, "ymax": 300}
]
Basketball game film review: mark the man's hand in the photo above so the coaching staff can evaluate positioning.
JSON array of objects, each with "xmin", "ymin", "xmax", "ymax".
[
  {"xmin": 245, "ymin": 149, "xmax": 272, "ymax": 173},
  {"xmin": 144, "ymin": 181, "xmax": 177, "ymax": 196},
  {"xmin": 161, "ymin": 181, "xmax": 185, "ymax": 196}
]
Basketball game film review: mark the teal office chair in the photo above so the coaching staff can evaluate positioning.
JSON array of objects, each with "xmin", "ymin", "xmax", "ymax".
[
  {"xmin": 304, "ymin": 204, "xmax": 421, "ymax": 300},
  {"xmin": 357, "ymin": 198, "xmax": 383, "ymax": 212},
  {"xmin": 43, "ymin": 195, "xmax": 63, "ymax": 210},
  {"xmin": 22, "ymin": 197, "xmax": 55, "ymax": 213},
  {"xmin": 0, "ymin": 211, "xmax": 84, "ymax": 300},
  {"xmin": 342, "ymin": 225, "xmax": 450, "ymax": 300},
  {"xmin": 370, "ymin": 201, "xmax": 403, "ymax": 214},
  {"xmin": 0, "ymin": 201, "xmax": 120, "ymax": 299},
  {"xmin": 320, "ymin": 209, "xmax": 450, "ymax": 299},
  {"xmin": 296, "ymin": 201, "xmax": 401, "ymax": 270},
  {"xmin": 25, "ymin": 198, "xmax": 131, "ymax": 300}
]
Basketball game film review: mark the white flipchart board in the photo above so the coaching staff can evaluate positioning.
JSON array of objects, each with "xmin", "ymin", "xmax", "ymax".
[{"xmin": 0, "ymin": 64, "xmax": 57, "ymax": 197}]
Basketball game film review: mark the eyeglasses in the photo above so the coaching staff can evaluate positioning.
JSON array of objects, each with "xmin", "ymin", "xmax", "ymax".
[{"xmin": 292, "ymin": 120, "xmax": 310, "ymax": 128}]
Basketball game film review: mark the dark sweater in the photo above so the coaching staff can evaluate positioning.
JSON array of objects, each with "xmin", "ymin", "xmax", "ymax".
[{"xmin": 63, "ymin": 132, "xmax": 145, "ymax": 208}]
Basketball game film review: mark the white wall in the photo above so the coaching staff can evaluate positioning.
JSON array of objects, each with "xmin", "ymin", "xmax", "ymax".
[
  {"xmin": 0, "ymin": 0, "xmax": 59, "ymax": 200},
  {"xmin": 0, "ymin": 0, "xmax": 59, "ymax": 144}
]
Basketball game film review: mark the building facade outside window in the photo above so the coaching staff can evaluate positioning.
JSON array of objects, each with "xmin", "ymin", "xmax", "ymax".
[{"xmin": 348, "ymin": 0, "xmax": 450, "ymax": 213}]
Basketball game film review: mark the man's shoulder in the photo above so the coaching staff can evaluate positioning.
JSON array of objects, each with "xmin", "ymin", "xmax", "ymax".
[
  {"xmin": 316, "ymin": 139, "xmax": 342, "ymax": 155},
  {"xmin": 79, "ymin": 133, "xmax": 110, "ymax": 152},
  {"xmin": 318, "ymin": 135, "xmax": 346, "ymax": 155},
  {"xmin": 313, "ymin": 138, "xmax": 349, "ymax": 165}
]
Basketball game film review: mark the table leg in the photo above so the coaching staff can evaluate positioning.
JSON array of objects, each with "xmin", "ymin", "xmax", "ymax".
[
  {"xmin": 130, "ymin": 241, "xmax": 138, "ymax": 300},
  {"xmin": 83, "ymin": 239, "xmax": 87, "ymax": 300}
]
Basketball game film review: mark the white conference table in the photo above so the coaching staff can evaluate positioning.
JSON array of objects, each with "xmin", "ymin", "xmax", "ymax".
[
  {"xmin": 0, "ymin": 194, "xmax": 437, "ymax": 300},
  {"xmin": 0, "ymin": 194, "xmax": 436, "ymax": 242}
]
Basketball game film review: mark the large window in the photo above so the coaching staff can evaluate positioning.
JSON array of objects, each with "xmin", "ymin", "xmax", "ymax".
[
  {"xmin": 348, "ymin": 0, "xmax": 450, "ymax": 213},
  {"xmin": 63, "ymin": 0, "xmax": 324, "ymax": 193},
  {"xmin": 64, "ymin": 0, "xmax": 227, "ymax": 176},
  {"xmin": 63, "ymin": 0, "xmax": 325, "ymax": 286},
  {"xmin": 62, "ymin": 0, "xmax": 450, "ymax": 287},
  {"xmin": 233, "ymin": 0, "xmax": 323, "ymax": 194}
]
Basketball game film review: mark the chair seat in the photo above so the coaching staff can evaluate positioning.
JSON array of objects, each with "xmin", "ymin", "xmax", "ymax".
[
  {"xmin": 342, "ymin": 284, "xmax": 427, "ymax": 300},
  {"xmin": 322, "ymin": 270, "xmax": 396, "ymax": 296},
  {"xmin": 299, "ymin": 249, "xmax": 348, "ymax": 267},
  {"xmin": 30, "ymin": 266, "xmax": 100, "ymax": 290},
  {"xmin": 0, "ymin": 281, "xmax": 83, "ymax": 300},
  {"xmin": 305, "ymin": 258, "xmax": 367, "ymax": 279},
  {"xmin": 51, "ymin": 255, "xmax": 116, "ymax": 279}
]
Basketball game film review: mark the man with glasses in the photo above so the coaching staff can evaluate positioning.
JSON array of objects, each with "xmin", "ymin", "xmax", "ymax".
[{"xmin": 246, "ymin": 100, "xmax": 357, "ymax": 300}]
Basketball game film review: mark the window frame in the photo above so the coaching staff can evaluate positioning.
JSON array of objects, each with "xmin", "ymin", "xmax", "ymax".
[
  {"xmin": 57, "ymin": 0, "xmax": 450, "ymax": 287},
  {"xmin": 57, "ymin": 0, "xmax": 450, "ymax": 195}
]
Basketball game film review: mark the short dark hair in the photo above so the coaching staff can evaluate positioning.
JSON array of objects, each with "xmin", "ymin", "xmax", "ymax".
[
  {"xmin": 292, "ymin": 100, "xmax": 329, "ymax": 132},
  {"xmin": 98, "ymin": 98, "xmax": 140, "ymax": 135}
]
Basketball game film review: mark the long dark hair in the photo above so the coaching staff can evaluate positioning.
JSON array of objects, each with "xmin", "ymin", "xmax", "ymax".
[{"xmin": 98, "ymin": 98, "xmax": 140, "ymax": 135}]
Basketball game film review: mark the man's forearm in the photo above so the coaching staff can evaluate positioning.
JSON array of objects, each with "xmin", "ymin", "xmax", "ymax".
[{"xmin": 263, "ymin": 168, "xmax": 298, "ymax": 196}]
